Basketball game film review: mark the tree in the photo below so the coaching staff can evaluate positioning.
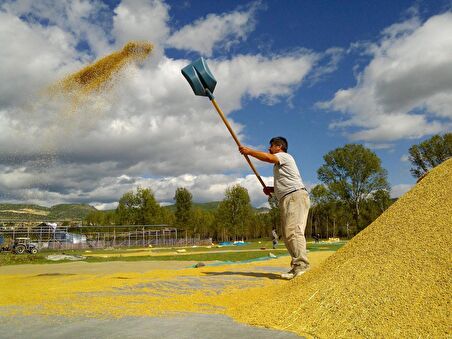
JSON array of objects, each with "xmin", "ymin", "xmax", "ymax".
[
  {"xmin": 137, "ymin": 187, "xmax": 160, "ymax": 224},
  {"xmin": 158, "ymin": 207, "xmax": 176, "ymax": 225},
  {"xmin": 317, "ymin": 144, "xmax": 389, "ymax": 230},
  {"xmin": 216, "ymin": 184, "xmax": 253, "ymax": 241},
  {"xmin": 116, "ymin": 191, "xmax": 140, "ymax": 225},
  {"xmin": 371, "ymin": 189, "xmax": 392, "ymax": 214},
  {"xmin": 190, "ymin": 208, "xmax": 215, "ymax": 238},
  {"xmin": 310, "ymin": 184, "xmax": 331, "ymax": 205},
  {"xmin": 408, "ymin": 133, "xmax": 452, "ymax": 179},
  {"xmin": 84, "ymin": 210, "xmax": 116, "ymax": 225},
  {"xmin": 267, "ymin": 195, "xmax": 280, "ymax": 234},
  {"xmin": 360, "ymin": 189, "xmax": 392, "ymax": 226},
  {"xmin": 116, "ymin": 187, "xmax": 160, "ymax": 225},
  {"xmin": 174, "ymin": 187, "xmax": 193, "ymax": 229}
]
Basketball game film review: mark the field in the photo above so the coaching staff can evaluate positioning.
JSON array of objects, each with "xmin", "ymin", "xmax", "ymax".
[
  {"xmin": 0, "ymin": 240, "xmax": 344, "ymax": 266},
  {"xmin": 0, "ymin": 241, "xmax": 343, "ymax": 338},
  {"xmin": 1, "ymin": 154, "xmax": 450, "ymax": 338}
]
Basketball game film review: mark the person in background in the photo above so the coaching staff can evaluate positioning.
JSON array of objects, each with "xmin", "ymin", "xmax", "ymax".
[
  {"xmin": 272, "ymin": 228, "xmax": 279, "ymax": 249},
  {"xmin": 313, "ymin": 233, "xmax": 320, "ymax": 243},
  {"xmin": 239, "ymin": 136, "xmax": 310, "ymax": 279}
]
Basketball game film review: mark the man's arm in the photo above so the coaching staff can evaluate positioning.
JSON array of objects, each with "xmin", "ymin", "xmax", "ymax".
[
  {"xmin": 239, "ymin": 146, "xmax": 277, "ymax": 196},
  {"xmin": 239, "ymin": 146, "xmax": 279, "ymax": 164}
]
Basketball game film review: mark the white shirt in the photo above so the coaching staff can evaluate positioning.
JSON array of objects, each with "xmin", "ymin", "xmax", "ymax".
[{"xmin": 273, "ymin": 152, "xmax": 305, "ymax": 200}]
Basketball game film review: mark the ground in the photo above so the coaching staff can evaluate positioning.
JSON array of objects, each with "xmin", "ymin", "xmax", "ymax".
[{"xmin": 0, "ymin": 243, "xmax": 340, "ymax": 338}]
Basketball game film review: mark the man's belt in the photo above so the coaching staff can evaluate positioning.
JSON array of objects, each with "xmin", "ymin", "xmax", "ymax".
[{"xmin": 281, "ymin": 187, "xmax": 307, "ymax": 199}]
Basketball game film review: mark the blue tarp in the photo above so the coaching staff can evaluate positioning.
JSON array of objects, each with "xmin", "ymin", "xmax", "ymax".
[
  {"xmin": 190, "ymin": 253, "xmax": 289, "ymax": 268},
  {"xmin": 218, "ymin": 241, "xmax": 249, "ymax": 246}
]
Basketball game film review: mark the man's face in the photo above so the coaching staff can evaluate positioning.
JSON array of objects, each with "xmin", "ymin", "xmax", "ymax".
[{"xmin": 268, "ymin": 143, "xmax": 282, "ymax": 154}]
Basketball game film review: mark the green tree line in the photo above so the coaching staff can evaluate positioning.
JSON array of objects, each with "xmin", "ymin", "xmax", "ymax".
[{"xmin": 84, "ymin": 133, "xmax": 451, "ymax": 241}]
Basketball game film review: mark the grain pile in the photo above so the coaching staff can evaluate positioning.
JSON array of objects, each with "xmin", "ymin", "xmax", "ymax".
[{"xmin": 227, "ymin": 158, "xmax": 452, "ymax": 338}]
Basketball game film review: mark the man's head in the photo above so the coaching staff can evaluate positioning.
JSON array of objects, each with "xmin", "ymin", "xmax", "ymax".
[{"xmin": 269, "ymin": 136, "xmax": 288, "ymax": 154}]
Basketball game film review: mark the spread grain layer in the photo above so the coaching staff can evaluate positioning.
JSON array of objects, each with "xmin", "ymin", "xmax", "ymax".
[
  {"xmin": 228, "ymin": 159, "xmax": 452, "ymax": 338},
  {"xmin": 0, "ymin": 253, "xmax": 334, "ymax": 319}
]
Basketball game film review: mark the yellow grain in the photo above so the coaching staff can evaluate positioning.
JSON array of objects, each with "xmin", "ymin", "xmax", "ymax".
[
  {"xmin": 2, "ymin": 159, "xmax": 448, "ymax": 338},
  {"xmin": 0, "ymin": 254, "xmax": 332, "ymax": 319},
  {"xmin": 53, "ymin": 41, "xmax": 153, "ymax": 96},
  {"xmin": 228, "ymin": 158, "xmax": 452, "ymax": 338}
]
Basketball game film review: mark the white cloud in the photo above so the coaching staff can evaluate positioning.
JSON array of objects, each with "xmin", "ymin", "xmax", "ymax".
[
  {"xmin": 1, "ymin": 0, "xmax": 112, "ymax": 56},
  {"xmin": 212, "ymin": 52, "xmax": 318, "ymax": 110},
  {"xmin": 319, "ymin": 12, "xmax": 452, "ymax": 142},
  {"xmin": 390, "ymin": 183, "xmax": 413, "ymax": 198},
  {"xmin": 0, "ymin": 160, "xmax": 273, "ymax": 208},
  {"xmin": 0, "ymin": 11, "xmax": 81, "ymax": 108},
  {"xmin": 167, "ymin": 2, "xmax": 259, "ymax": 56},
  {"xmin": 113, "ymin": 0, "xmax": 170, "ymax": 52},
  {"xmin": 363, "ymin": 143, "xmax": 394, "ymax": 150},
  {"xmin": 400, "ymin": 154, "xmax": 409, "ymax": 162},
  {"xmin": 0, "ymin": 1, "xmax": 318, "ymax": 208},
  {"xmin": 308, "ymin": 47, "xmax": 345, "ymax": 84}
]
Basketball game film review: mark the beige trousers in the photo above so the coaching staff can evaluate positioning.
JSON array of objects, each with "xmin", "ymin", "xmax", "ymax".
[{"xmin": 280, "ymin": 189, "xmax": 310, "ymax": 270}]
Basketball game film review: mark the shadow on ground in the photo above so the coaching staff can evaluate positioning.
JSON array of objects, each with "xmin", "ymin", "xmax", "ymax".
[{"xmin": 203, "ymin": 271, "xmax": 283, "ymax": 280}]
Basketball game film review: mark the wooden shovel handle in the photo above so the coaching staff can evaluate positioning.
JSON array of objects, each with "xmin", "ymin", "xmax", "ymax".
[{"xmin": 210, "ymin": 98, "xmax": 267, "ymax": 189}]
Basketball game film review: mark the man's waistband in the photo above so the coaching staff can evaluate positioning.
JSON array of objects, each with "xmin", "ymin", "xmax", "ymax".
[{"xmin": 281, "ymin": 187, "xmax": 307, "ymax": 199}]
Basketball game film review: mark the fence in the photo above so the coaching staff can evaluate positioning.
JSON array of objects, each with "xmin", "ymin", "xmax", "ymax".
[{"xmin": 0, "ymin": 224, "xmax": 212, "ymax": 250}]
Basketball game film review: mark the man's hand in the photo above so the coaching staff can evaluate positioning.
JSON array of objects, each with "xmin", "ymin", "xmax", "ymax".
[
  {"xmin": 239, "ymin": 146, "xmax": 252, "ymax": 155},
  {"xmin": 263, "ymin": 186, "xmax": 274, "ymax": 196},
  {"xmin": 239, "ymin": 145, "xmax": 279, "ymax": 164}
]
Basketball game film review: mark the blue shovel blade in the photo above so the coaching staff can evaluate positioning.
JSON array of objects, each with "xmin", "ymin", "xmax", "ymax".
[{"xmin": 181, "ymin": 57, "xmax": 217, "ymax": 97}]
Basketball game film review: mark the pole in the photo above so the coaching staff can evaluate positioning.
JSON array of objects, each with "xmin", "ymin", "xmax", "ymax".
[{"xmin": 209, "ymin": 97, "xmax": 267, "ymax": 189}]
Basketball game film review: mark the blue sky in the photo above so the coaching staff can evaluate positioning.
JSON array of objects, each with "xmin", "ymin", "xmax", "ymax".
[{"xmin": 0, "ymin": 0, "xmax": 451, "ymax": 208}]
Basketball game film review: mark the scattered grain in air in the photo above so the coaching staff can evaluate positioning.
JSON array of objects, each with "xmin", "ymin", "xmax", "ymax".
[
  {"xmin": 29, "ymin": 41, "xmax": 153, "ymax": 169},
  {"xmin": 46, "ymin": 41, "xmax": 153, "ymax": 124},
  {"xmin": 52, "ymin": 41, "xmax": 153, "ymax": 96}
]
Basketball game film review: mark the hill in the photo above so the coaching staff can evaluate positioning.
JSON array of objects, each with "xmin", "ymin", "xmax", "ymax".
[
  {"xmin": 1, "ymin": 200, "xmax": 267, "ymax": 222},
  {"xmin": 0, "ymin": 203, "xmax": 97, "ymax": 221},
  {"xmin": 164, "ymin": 201, "xmax": 220, "ymax": 213},
  {"xmin": 164, "ymin": 201, "xmax": 269, "ymax": 213},
  {"xmin": 48, "ymin": 204, "xmax": 97, "ymax": 220},
  {"xmin": 0, "ymin": 204, "xmax": 50, "ymax": 221}
]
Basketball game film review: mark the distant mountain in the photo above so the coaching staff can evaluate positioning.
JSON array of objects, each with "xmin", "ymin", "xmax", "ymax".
[
  {"xmin": 0, "ymin": 204, "xmax": 48, "ymax": 221},
  {"xmin": 0, "ymin": 200, "xmax": 268, "ymax": 222},
  {"xmin": 48, "ymin": 204, "xmax": 97, "ymax": 220},
  {"xmin": 164, "ymin": 201, "xmax": 269, "ymax": 213},
  {"xmin": 164, "ymin": 201, "xmax": 221, "ymax": 213},
  {"xmin": 0, "ymin": 203, "xmax": 97, "ymax": 221}
]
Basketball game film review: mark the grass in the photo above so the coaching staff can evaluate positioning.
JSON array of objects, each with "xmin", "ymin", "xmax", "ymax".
[
  {"xmin": 0, "ymin": 241, "xmax": 346, "ymax": 266},
  {"xmin": 0, "ymin": 253, "xmax": 49, "ymax": 266},
  {"xmin": 84, "ymin": 250, "xmax": 286, "ymax": 263}
]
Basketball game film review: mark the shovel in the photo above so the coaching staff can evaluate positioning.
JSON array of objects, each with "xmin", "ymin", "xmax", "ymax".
[{"xmin": 181, "ymin": 57, "xmax": 268, "ymax": 190}]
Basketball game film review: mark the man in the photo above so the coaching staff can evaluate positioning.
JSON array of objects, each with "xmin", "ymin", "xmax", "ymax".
[{"xmin": 239, "ymin": 137, "xmax": 310, "ymax": 279}]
